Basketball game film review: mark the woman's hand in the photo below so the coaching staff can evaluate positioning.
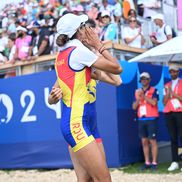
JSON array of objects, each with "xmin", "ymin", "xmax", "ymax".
[
  {"xmin": 82, "ymin": 27, "xmax": 102, "ymax": 51},
  {"xmin": 48, "ymin": 87, "xmax": 62, "ymax": 105}
]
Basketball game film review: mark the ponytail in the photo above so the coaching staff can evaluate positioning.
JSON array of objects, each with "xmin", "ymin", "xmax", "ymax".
[{"xmin": 56, "ymin": 34, "xmax": 69, "ymax": 46}]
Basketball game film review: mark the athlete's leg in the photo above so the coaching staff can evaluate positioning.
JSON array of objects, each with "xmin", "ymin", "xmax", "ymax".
[
  {"xmin": 74, "ymin": 140, "xmax": 111, "ymax": 182},
  {"xmin": 69, "ymin": 146, "xmax": 93, "ymax": 182},
  {"xmin": 69, "ymin": 141, "xmax": 106, "ymax": 182}
]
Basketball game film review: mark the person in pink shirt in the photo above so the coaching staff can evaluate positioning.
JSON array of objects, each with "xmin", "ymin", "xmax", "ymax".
[{"xmin": 15, "ymin": 26, "xmax": 32, "ymax": 61}]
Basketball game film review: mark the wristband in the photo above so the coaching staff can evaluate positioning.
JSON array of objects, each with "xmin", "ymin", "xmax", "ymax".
[{"xmin": 100, "ymin": 47, "xmax": 108, "ymax": 54}]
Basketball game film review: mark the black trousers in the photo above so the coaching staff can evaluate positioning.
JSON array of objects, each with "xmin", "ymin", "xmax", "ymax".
[{"xmin": 165, "ymin": 112, "xmax": 182, "ymax": 162}]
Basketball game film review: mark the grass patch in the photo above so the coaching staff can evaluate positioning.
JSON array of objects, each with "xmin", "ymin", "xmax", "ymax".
[{"xmin": 119, "ymin": 162, "xmax": 182, "ymax": 174}]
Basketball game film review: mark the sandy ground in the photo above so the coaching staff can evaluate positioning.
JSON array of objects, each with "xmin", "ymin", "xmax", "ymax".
[{"xmin": 0, "ymin": 169, "xmax": 182, "ymax": 182}]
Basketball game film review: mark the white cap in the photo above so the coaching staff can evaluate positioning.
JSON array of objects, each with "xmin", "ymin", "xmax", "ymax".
[
  {"xmin": 169, "ymin": 65, "xmax": 179, "ymax": 71},
  {"xmin": 152, "ymin": 13, "xmax": 164, "ymax": 21},
  {"xmin": 140, "ymin": 72, "xmax": 150, "ymax": 79},
  {"xmin": 16, "ymin": 26, "xmax": 27, "ymax": 32},
  {"xmin": 101, "ymin": 10, "xmax": 110, "ymax": 17},
  {"xmin": 56, "ymin": 13, "xmax": 88, "ymax": 38}
]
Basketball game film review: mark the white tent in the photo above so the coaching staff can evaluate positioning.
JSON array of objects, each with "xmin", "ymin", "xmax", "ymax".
[{"xmin": 129, "ymin": 36, "xmax": 182, "ymax": 63}]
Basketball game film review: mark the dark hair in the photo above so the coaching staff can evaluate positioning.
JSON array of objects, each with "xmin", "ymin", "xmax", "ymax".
[
  {"xmin": 128, "ymin": 9, "xmax": 137, "ymax": 17},
  {"xmin": 56, "ymin": 34, "xmax": 69, "ymax": 46},
  {"xmin": 9, "ymin": 33, "xmax": 16, "ymax": 41},
  {"xmin": 86, "ymin": 19, "xmax": 96, "ymax": 28}
]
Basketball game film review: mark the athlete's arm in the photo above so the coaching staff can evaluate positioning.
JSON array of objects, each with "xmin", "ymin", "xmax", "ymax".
[
  {"xmin": 83, "ymin": 27, "xmax": 122, "ymax": 74},
  {"xmin": 91, "ymin": 69, "xmax": 122, "ymax": 86},
  {"xmin": 48, "ymin": 80, "xmax": 62, "ymax": 105}
]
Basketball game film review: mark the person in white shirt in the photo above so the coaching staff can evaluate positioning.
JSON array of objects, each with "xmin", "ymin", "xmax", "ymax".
[
  {"xmin": 150, "ymin": 13, "xmax": 172, "ymax": 46},
  {"xmin": 0, "ymin": 46, "xmax": 7, "ymax": 64},
  {"xmin": 7, "ymin": 33, "xmax": 16, "ymax": 64},
  {"xmin": 142, "ymin": 0, "xmax": 161, "ymax": 19},
  {"xmin": 123, "ymin": 16, "xmax": 145, "ymax": 48},
  {"xmin": 99, "ymin": 0, "xmax": 114, "ymax": 15}
]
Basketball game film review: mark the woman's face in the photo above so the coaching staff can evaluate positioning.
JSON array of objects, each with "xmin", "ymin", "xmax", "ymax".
[
  {"xmin": 8, "ymin": 39, "xmax": 14, "ymax": 48},
  {"xmin": 129, "ymin": 18, "xmax": 137, "ymax": 28},
  {"xmin": 101, "ymin": 16, "xmax": 110, "ymax": 26}
]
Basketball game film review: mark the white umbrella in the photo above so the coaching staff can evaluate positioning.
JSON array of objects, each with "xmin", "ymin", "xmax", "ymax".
[{"xmin": 128, "ymin": 36, "xmax": 182, "ymax": 63}]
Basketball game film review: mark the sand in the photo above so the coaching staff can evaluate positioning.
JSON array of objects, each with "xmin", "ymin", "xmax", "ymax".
[{"xmin": 0, "ymin": 169, "xmax": 182, "ymax": 182}]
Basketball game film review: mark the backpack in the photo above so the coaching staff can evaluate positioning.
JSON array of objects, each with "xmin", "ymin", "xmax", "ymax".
[{"xmin": 164, "ymin": 25, "xmax": 177, "ymax": 38}]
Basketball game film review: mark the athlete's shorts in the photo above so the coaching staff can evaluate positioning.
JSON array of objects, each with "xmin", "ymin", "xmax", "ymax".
[
  {"xmin": 61, "ymin": 102, "xmax": 101, "ymax": 152},
  {"xmin": 138, "ymin": 119, "xmax": 157, "ymax": 139}
]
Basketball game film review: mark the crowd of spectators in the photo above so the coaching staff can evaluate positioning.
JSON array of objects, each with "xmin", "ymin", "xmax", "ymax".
[{"xmin": 0, "ymin": 0, "xmax": 178, "ymax": 76}]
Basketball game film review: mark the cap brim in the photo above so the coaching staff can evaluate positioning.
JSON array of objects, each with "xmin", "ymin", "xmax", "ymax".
[{"xmin": 79, "ymin": 14, "xmax": 89, "ymax": 24}]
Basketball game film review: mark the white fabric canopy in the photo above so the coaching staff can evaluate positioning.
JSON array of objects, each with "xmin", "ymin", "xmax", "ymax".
[{"xmin": 129, "ymin": 36, "xmax": 182, "ymax": 63}]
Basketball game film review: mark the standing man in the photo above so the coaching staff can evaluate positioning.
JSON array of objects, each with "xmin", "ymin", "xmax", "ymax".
[
  {"xmin": 163, "ymin": 65, "xmax": 182, "ymax": 171},
  {"xmin": 132, "ymin": 72, "xmax": 159, "ymax": 170}
]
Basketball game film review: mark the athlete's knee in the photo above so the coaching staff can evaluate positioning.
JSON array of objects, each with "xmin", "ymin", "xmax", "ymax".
[
  {"xmin": 93, "ymin": 169, "xmax": 111, "ymax": 182},
  {"xmin": 76, "ymin": 174, "xmax": 92, "ymax": 182}
]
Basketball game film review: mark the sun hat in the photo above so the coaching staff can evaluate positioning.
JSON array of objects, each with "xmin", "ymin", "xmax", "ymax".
[{"xmin": 56, "ymin": 13, "xmax": 88, "ymax": 38}]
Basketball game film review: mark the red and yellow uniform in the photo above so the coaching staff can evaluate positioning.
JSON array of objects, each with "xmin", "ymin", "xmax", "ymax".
[{"xmin": 55, "ymin": 46, "xmax": 95, "ymax": 152}]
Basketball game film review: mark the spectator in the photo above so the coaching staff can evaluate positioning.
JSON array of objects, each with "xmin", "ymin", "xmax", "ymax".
[
  {"xmin": 99, "ymin": 0, "xmax": 114, "ymax": 15},
  {"xmin": 132, "ymin": 72, "xmax": 159, "ymax": 171},
  {"xmin": 87, "ymin": 3, "xmax": 99, "ymax": 20},
  {"xmin": 1, "ymin": 13, "xmax": 8, "ymax": 29},
  {"xmin": 0, "ymin": 46, "xmax": 8, "ymax": 78},
  {"xmin": 128, "ymin": 8, "xmax": 137, "ymax": 18},
  {"xmin": 137, "ymin": 0, "xmax": 144, "ymax": 17},
  {"xmin": 99, "ymin": 10, "xmax": 117, "ymax": 42},
  {"xmin": 0, "ymin": 28, "xmax": 8, "ymax": 50},
  {"xmin": 8, "ymin": 18, "xmax": 17, "ymax": 34},
  {"xmin": 15, "ymin": 26, "xmax": 32, "ymax": 61},
  {"xmin": 127, "ymin": 9, "xmax": 141, "ymax": 26},
  {"xmin": 163, "ymin": 65, "xmax": 182, "ymax": 172},
  {"xmin": 122, "ymin": 16, "xmax": 145, "ymax": 48},
  {"xmin": 72, "ymin": 4, "xmax": 85, "ymax": 15},
  {"xmin": 113, "ymin": 7, "xmax": 122, "ymax": 44},
  {"xmin": 28, "ymin": 21, "xmax": 41, "ymax": 58},
  {"xmin": 7, "ymin": 33, "xmax": 16, "ymax": 64},
  {"xmin": 142, "ymin": 0, "xmax": 161, "ymax": 19},
  {"xmin": 28, "ymin": 20, "xmax": 51, "ymax": 58},
  {"xmin": 0, "ymin": 46, "xmax": 8, "ymax": 64},
  {"xmin": 150, "ymin": 13, "xmax": 172, "ymax": 46}
]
